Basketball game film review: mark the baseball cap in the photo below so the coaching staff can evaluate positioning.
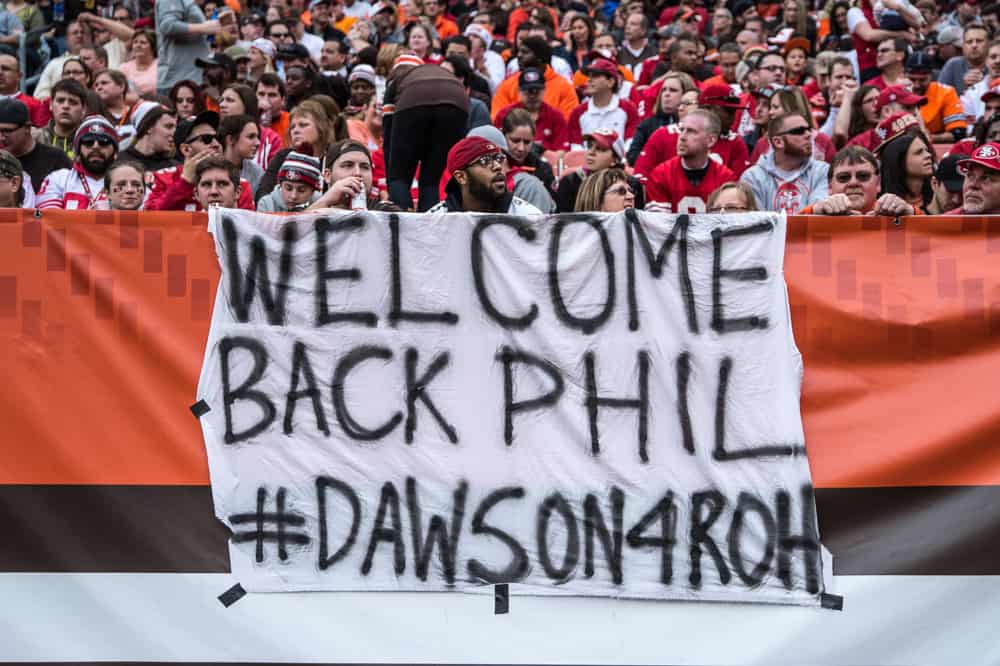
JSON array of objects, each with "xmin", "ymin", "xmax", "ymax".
[
  {"xmin": 783, "ymin": 37, "xmax": 810, "ymax": 55},
  {"xmin": 225, "ymin": 45, "xmax": 250, "ymax": 61},
  {"xmin": 699, "ymin": 83, "xmax": 748, "ymax": 109},
  {"xmin": 981, "ymin": 78, "xmax": 1000, "ymax": 103},
  {"xmin": 174, "ymin": 110, "xmax": 220, "ymax": 149},
  {"xmin": 934, "ymin": 154, "xmax": 965, "ymax": 193},
  {"xmin": 278, "ymin": 151, "xmax": 322, "ymax": 189},
  {"xmin": 937, "ymin": 26, "xmax": 963, "ymax": 47},
  {"xmin": 0, "ymin": 98, "xmax": 30, "ymax": 127},
  {"xmin": 240, "ymin": 12, "xmax": 264, "ymax": 25},
  {"xmin": 0, "ymin": 149, "xmax": 22, "ymax": 179},
  {"xmin": 195, "ymin": 53, "xmax": 235, "ymax": 71},
  {"xmin": 957, "ymin": 142, "xmax": 1000, "ymax": 174},
  {"xmin": 873, "ymin": 111, "xmax": 920, "ymax": 153},
  {"xmin": 250, "ymin": 38, "xmax": 276, "ymax": 59},
  {"xmin": 876, "ymin": 84, "xmax": 928, "ymax": 112},
  {"xmin": 904, "ymin": 51, "xmax": 934, "ymax": 71},
  {"xmin": 582, "ymin": 128, "xmax": 625, "ymax": 160},
  {"xmin": 583, "ymin": 58, "xmax": 620, "ymax": 79},
  {"xmin": 518, "ymin": 66, "xmax": 546, "ymax": 90},
  {"xmin": 276, "ymin": 44, "xmax": 310, "ymax": 60}
]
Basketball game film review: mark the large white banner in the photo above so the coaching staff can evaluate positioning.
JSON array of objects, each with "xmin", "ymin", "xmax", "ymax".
[{"xmin": 197, "ymin": 207, "xmax": 825, "ymax": 606}]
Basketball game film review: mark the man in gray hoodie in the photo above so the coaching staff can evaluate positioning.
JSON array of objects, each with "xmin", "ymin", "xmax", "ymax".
[
  {"xmin": 155, "ymin": 0, "xmax": 225, "ymax": 95},
  {"xmin": 740, "ymin": 112, "xmax": 830, "ymax": 214}
]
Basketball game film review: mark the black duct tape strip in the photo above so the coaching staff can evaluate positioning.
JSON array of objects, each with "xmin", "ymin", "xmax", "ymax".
[
  {"xmin": 218, "ymin": 583, "xmax": 247, "ymax": 608},
  {"xmin": 190, "ymin": 400, "xmax": 211, "ymax": 419},
  {"xmin": 494, "ymin": 584, "xmax": 509, "ymax": 615},
  {"xmin": 821, "ymin": 593, "xmax": 844, "ymax": 611}
]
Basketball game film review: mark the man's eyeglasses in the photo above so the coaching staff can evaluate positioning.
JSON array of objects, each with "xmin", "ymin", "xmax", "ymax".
[
  {"xmin": 186, "ymin": 133, "xmax": 218, "ymax": 146},
  {"xmin": 833, "ymin": 170, "xmax": 875, "ymax": 183},
  {"xmin": 470, "ymin": 153, "xmax": 507, "ymax": 168},
  {"xmin": 778, "ymin": 125, "xmax": 812, "ymax": 136},
  {"xmin": 80, "ymin": 136, "xmax": 115, "ymax": 148}
]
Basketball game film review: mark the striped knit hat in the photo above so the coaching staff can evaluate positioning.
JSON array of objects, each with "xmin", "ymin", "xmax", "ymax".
[
  {"xmin": 392, "ymin": 53, "xmax": 424, "ymax": 71},
  {"xmin": 74, "ymin": 116, "xmax": 120, "ymax": 156},
  {"xmin": 278, "ymin": 152, "xmax": 321, "ymax": 189}
]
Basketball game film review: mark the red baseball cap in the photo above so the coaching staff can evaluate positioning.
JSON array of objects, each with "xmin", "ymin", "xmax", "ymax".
[
  {"xmin": 876, "ymin": 85, "xmax": 927, "ymax": 112},
  {"xmin": 698, "ymin": 83, "xmax": 747, "ymax": 109},
  {"xmin": 873, "ymin": 111, "xmax": 921, "ymax": 153},
  {"xmin": 582, "ymin": 128, "xmax": 625, "ymax": 160},
  {"xmin": 981, "ymin": 78, "xmax": 1000, "ymax": 103},
  {"xmin": 446, "ymin": 136, "xmax": 504, "ymax": 175},
  {"xmin": 584, "ymin": 57, "xmax": 620, "ymax": 79},
  {"xmin": 958, "ymin": 142, "xmax": 1000, "ymax": 174}
]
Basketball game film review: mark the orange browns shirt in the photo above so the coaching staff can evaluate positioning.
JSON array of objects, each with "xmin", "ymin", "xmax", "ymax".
[
  {"xmin": 491, "ymin": 66, "xmax": 580, "ymax": 120},
  {"xmin": 920, "ymin": 81, "xmax": 968, "ymax": 135},
  {"xmin": 434, "ymin": 14, "xmax": 459, "ymax": 39},
  {"xmin": 571, "ymin": 65, "xmax": 635, "ymax": 91}
]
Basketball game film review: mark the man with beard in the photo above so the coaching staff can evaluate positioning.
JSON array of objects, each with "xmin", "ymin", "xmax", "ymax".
[
  {"xmin": 37, "ymin": 117, "xmax": 119, "ymax": 210},
  {"xmin": 35, "ymin": 79, "xmax": 89, "ymax": 160},
  {"xmin": 645, "ymin": 109, "xmax": 736, "ymax": 213},
  {"xmin": 801, "ymin": 145, "xmax": 915, "ymax": 215},
  {"xmin": 0, "ymin": 150, "xmax": 27, "ymax": 208},
  {"xmin": 952, "ymin": 142, "xmax": 1000, "ymax": 214},
  {"xmin": 741, "ymin": 112, "xmax": 830, "ymax": 213},
  {"xmin": 0, "ymin": 99, "xmax": 72, "ymax": 193},
  {"xmin": 428, "ymin": 136, "xmax": 542, "ymax": 213}
]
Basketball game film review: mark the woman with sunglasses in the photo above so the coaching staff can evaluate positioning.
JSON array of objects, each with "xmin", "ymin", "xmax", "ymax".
[{"xmin": 574, "ymin": 168, "xmax": 635, "ymax": 212}]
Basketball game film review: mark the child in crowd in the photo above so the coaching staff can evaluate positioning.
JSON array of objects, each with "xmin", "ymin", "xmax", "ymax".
[{"xmin": 256, "ymin": 152, "xmax": 323, "ymax": 212}]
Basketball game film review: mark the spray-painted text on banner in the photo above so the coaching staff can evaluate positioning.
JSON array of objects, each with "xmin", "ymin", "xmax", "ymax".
[{"xmin": 196, "ymin": 207, "xmax": 825, "ymax": 605}]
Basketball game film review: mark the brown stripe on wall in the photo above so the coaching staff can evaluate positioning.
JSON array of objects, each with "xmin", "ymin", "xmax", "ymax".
[
  {"xmin": 0, "ymin": 485, "xmax": 229, "ymax": 573},
  {"xmin": 1, "ymin": 485, "xmax": 999, "ymax": 575}
]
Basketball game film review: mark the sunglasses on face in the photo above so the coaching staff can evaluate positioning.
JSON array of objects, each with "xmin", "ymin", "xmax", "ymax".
[
  {"xmin": 186, "ymin": 133, "xmax": 218, "ymax": 146},
  {"xmin": 80, "ymin": 136, "xmax": 114, "ymax": 148},
  {"xmin": 779, "ymin": 125, "xmax": 811, "ymax": 136},
  {"xmin": 471, "ymin": 153, "xmax": 507, "ymax": 168},
  {"xmin": 834, "ymin": 170, "xmax": 875, "ymax": 183}
]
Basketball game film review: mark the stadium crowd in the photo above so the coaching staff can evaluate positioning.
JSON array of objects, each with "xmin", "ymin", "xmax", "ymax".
[{"xmin": 0, "ymin": 0, "xmax": 997, "ymax": 215}]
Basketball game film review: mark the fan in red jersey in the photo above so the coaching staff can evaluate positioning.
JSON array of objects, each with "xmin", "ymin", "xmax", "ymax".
[
  {"xmin": 645, "ymin": 109, "xmax": 738, "ymax": 213},
  {"xmin": 634, "ymin": 84, "xmax": 750, "ymax": 179}
]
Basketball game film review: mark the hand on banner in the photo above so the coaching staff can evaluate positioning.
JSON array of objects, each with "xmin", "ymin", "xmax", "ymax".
[
  {"xmin": 870, "ymin": 193, "xmax": 915, "ymax": 216},
  {"xmin": 811, "ymin": 193, "xmax": 860, "ymax": 216}
]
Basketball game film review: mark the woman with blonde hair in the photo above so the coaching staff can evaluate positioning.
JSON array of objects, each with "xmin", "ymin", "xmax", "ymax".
[
  {"xmin": 706, "ymin": 182, "xmax": 758, "ymax": 213},
  {"xmin": 255, "ymin": 98, "xmax": 348, "ymax": 201},
  {"xmin": 627, "ymin": 72, "xmax": 696, "ymax": 165},
  {"xmin": 574, "ymin": 168, "xmax": 636, "ymax": 212}
]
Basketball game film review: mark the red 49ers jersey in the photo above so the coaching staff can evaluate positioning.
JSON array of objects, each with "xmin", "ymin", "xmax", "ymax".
[
  {"xmin": 645, "ymin": 156, "xmax": 737, "ymax": 213},
  {"xmin": 634, "ymin": 125, "xmax": 750, "ymax": 179}
]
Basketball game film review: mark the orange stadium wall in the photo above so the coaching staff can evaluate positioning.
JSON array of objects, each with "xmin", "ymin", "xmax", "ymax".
[{"xmin": 2, "ymin": 209, "xmax": 999, "ymax": 577}]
